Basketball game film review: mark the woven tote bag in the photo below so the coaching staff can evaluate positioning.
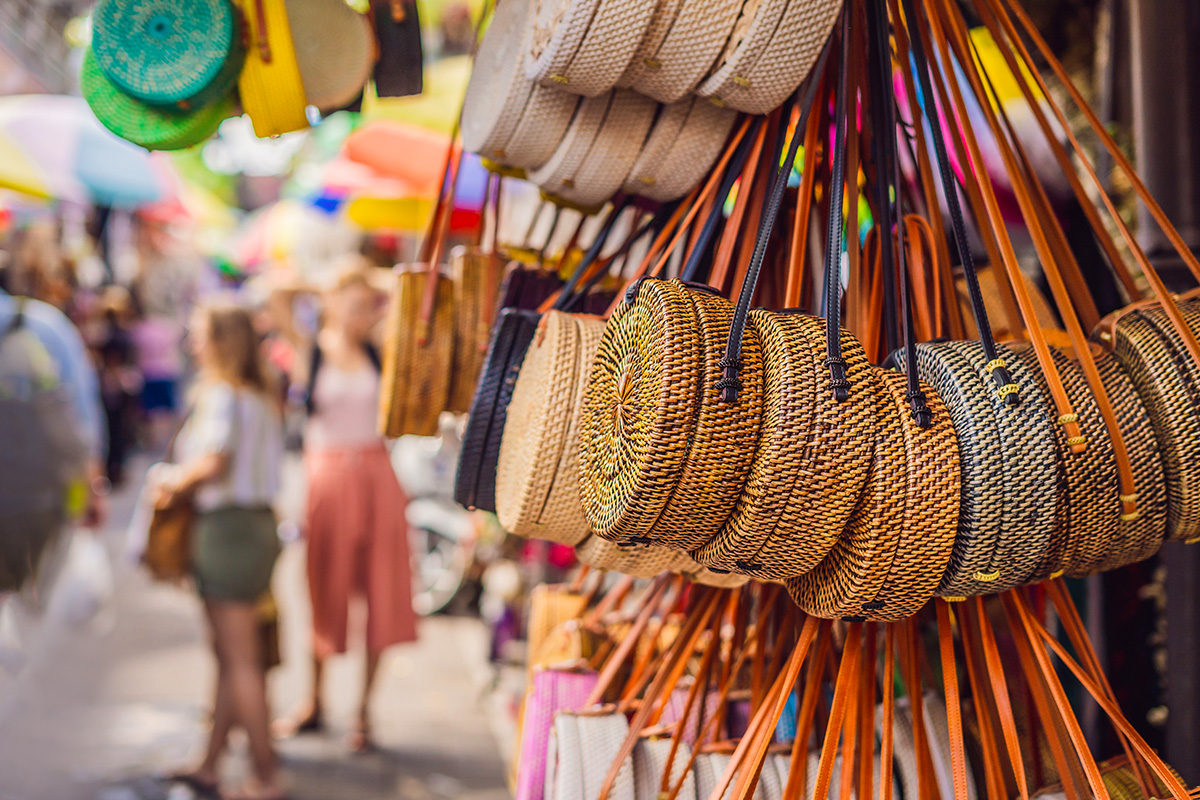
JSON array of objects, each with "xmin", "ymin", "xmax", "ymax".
[
  {"xmin": 371, "ymin": 0, "xmax": 424, "ymax": 98},
  {"xmin": 545, "ymin": 712, "xmax": 635, "ymax": 800},
  {"xmin": 1094, "ymin": 297, "xmax": 1200, "ymax": 542},
  {"xmin": 447, "ymin": 246, "xmax": 501, "ymax": 414},
  {"xmin": 378, "ymin": 267, "xmax": 455, "ymax": 437},
  {"xmin": 623, "ymin": 98, "xmax": 738, "ymax": 204},
  {"xmin": 236, "ymin": 0, "xmax": 308, "ymax": 137},
  {"xmin": 626, "ymin": 0, "xmax": 743, "ymax": 104},
  {"xmin": 524, "ymin": 0, "xmax": 656, "ymax": 97},
  {"xmin": 915, "ymin": 341, "xmax": 1059, "ymax": 598},
  {"xmin": 516, "ymin": 669, "xmax": 600, "ymax": 800},
  {"xmin": 632, "ymin": 737, "xmax": 695, "ymax": 800},
  {"xmin": 526, "ymin": 583, "xmax": 590, "ymax": 668},
  {"xmin": 496, "ymin": 311, "xmax": 606, "ymax": 544},
  {"xmin": 91, "ymin": 0, "xmax": 245, "ymax": 109}
]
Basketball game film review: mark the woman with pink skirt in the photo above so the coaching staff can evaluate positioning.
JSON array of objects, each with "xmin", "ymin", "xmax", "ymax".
[{"xmin": 276, "ymin": 264, "xmax": 417, "ymax": 751}]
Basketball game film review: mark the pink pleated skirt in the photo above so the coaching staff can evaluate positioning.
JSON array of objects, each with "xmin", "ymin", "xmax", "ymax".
[{"xmin": 304, "ymin": 444, "xmax": 418, "ymax": 657}]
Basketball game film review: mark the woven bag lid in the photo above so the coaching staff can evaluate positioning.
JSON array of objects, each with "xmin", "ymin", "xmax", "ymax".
[
  {"xmin": 694, "ymin": 0, "xmax": 790, "ymax": 105},
  {"xmin": 629, "ymin": 0, "xmax": 743, "ymax": 104},
  {"xmin": 91, "ymin": 0, "xmax": 245, "ymax": 108},
  {"xmin": 624, "ymin": 97, "xmax": 736, "ymax": 202},
  {"xmin": 287, "ymin": 0, "xmax": 374, "ymax": 112},
  {"xmin": 237, "ymin": 0, "xmax": 309, "ymax": 138},
  {"xmin": 462, "ymin": 0, "xmax": 538, "ymax": 161},
  {"xmin": 524, "ymin": 0, "xmax": 657, "ymax": 97},
  {"xmin": 704, "ymin": 0, "xmax": 841, "ymax": 114},
  {"xmin": 81, "ymin": 47, "xmax": 233, "ymax": 150}
]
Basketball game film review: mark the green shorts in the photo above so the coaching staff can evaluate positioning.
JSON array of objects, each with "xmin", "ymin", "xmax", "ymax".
[{"xmin": 192, "ymin": 506, "xmax": 280, "ymax": 602}]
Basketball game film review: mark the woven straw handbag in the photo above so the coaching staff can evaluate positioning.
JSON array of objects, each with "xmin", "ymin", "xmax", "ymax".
[
  {"xmin": 624, "ymin": 0, "xmax": 743, "ymax": 104},
  {"xmin": 447, "ymin": 245, "xmax": 502, "ymax": 414},
  {"xmin": 371, "ymin": 0, "xmax": 424, "ymax": 98},
  {"xmin": 516, "ymin": 668, "xmax": 600, "ymax": 800},
  {"xmin": 1093, "ymin": 297, "xmax": 1200, "ymax": 542},
  {"xmin": 527, "ymin": 583, "xmax": 591, "ymax": 668},
  {"xmin": 288, "ymin": 0, "xmax": 374, "ymax": 113},
  {"xmin": 632, "ymin": 737, "xmax": 695, "ymax": 800},
  {"xmin": 462, "ymin": 0, "xmax": 580, "ymax": 171},
  {"xmin": 90, "ymin": 0, "xmax": 245, "ymax": 109},
  {"xmin": 546, "ymin": 712, "xmax": 635, "ymax": 800},
  {"xmin": 236, "ymin": 0, "xmax": 309, "ymax": 137},
  {"xmin": 623, "ymin": 98, "xmax": 738, "ymax": 204},
  {"xmin": 378, "ymin": 266, "xmax": 455, "ymax": 437},
  {"xmin": 81, "ymin": 48, "xmax": 235, "ymax": 151},
  {"xmin": 496, "ymin": 311, "xmax": 607, "ymax": 544},
  {"xmin": 575, "ymin": 535, "xmax": 693, "ymax": 579},
  {"xmin": 524, "ymin": 0, "xmax": 657, "ymax": 97}
]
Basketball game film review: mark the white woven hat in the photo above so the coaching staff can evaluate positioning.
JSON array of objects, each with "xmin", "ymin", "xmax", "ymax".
[
  {"xmin": 287, "ymin": 0, "xmax": 373, "ymax": 112},
  {"xmin": 624, "ymin": 96, "xmax": 736, "ymax": 202},
  {"xmin": 694, "ymin": 0, "xmax": 790, "ymax": 106},
  {"xmin": 705, "ymin": 0, "xmax": 841, "ymax": 114},
  {"xmin": 525, "ymin": 0, "xmax": 657, "ymax": 97},
  {"xmin": 629, "ymin": 0, "xmax": 744, "ymax": 104}
]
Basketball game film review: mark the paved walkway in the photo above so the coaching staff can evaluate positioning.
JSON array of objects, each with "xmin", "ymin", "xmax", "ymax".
[{"xmin": 0, "ymin": 456, "xmax": 514, "ymax": 800}]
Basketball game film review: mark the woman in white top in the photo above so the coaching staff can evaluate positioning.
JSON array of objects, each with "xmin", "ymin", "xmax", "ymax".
[{"xmin": 160, "ymin": 301, "xmax": 284, "ymax": 800}]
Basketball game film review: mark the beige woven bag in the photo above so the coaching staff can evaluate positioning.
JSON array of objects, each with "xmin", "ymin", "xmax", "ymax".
[
  {"xmin": 525, "ymin": 0, "xmax": 657, "ymax": 97},
  {"xmin": 627, "ymin": 0, "xmax": 744, "ymax": 104},
  {"xmin": 496, "ymin": 311, "xmax": 607, "ymax": 544},
  {"xmin": 623, "ymin": 97, "xmax": 737, "ymax": 203}
]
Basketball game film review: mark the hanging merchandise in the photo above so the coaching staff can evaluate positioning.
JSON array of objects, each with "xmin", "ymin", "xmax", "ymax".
[
  {"xmin": 524, "ymin": 0, "xmax": 657, "ymax": 98},
  {"xmin": 370, "ymin": 0, "xmax": 424, "ymax": 98},
  {"xmin": 236, "ymin": 0, "xmax": 310, "ymax": 138},
  {"xmin": 286, "ymin": 0, "xmax": 375, "ymax": 113}
]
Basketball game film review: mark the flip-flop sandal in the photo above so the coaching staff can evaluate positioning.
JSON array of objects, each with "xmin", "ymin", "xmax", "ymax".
[{"xmin": 273, "ymin": 709, "xmax": 323, "ymax": 738}]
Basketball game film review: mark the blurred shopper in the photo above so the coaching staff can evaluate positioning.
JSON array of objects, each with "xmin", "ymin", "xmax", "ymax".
[
  {"xmin": 161, "ymin": 302, "xmax": 284, "ymax": 800},
  {"xmin": 95, "ymin": 287, "xmax": 141, "ymax": 486},
  {"xmin": 275, "ymin": 261, "xmax": 417, "ymax": 752},
  {"xmin": 131, "ymin": 299, "xmax": 185, "ymax": 449}
]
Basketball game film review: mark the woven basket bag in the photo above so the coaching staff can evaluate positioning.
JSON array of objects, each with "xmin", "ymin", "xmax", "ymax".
[
  {"xmin": 496, "ymin": 311, "xmax": 606, "ymax": 545},
  {"xmin": 627, "ymin": 0, "xmax": 743, "ymax": 104},
  {"xmin": 854, "ymin": 371, "xmax": 961, "ymax": 623},
  {"xmin": 235, "ymin": 0, "xmax": 308, "ymax": 137},
  {"xmin": 575, "ymin": 535, "xmax": 692, "ymax": 578},
  {"xmin": 447, "ymin": 247, "xmax": 500, "ymax": 414},
  {"xmin": 287, "ymin": 0, "xmax": 373, "ymax": 113},
  {"xmin": 1093, "ymin": 297, "xmax": 1200, "ymax": 542},
  {"xmin": 915, "ymin": 341, "xmax": 1059, "ymax": 598},
  {"xmin": 378, "ymin": 268, "xmax": 456, "ymax": 438},
  {"xmin": 623, "ymin": 98, "xmax": 738, "ymax": 204},
  {"xmin": 546, "ymin": 712, "xmax": 636, "ymax": 800},
  {"xmin": 695, "ymin": 311, "xmax": 876, "ymax": 581},
  {"xmin": 524, "ymin": 0, "xmax": 657, "ymax": 97},
  {"xmin": 632, "ymin": 737, "xmax": 695, "ymax": 800}
]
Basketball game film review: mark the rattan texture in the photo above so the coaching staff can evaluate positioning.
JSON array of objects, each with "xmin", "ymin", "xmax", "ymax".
[
  {"xmin": 579, "ymin": 278, "xmax": 703, "ymax": 544},
  {"xmin": 575, "ymin": 535, "xmax": 693, "ymax": 577},
  {"xmin": 790, "ymin": 368, "xmax": 905, "ymax": 619},
  {"xmin": 288, "ymin": 0, "xmax": 373, "ymax": 111},
  {"xmin": 529, "ymin": 92, "xmax": 613, "ymax": 196},
  {"xmin": 693, "ymin": 753, "xmax": 741, "ymax": 800},
  {"xmin": 526, "ymin": 585, "xmax": 589, "ymax": 664},
  {"xmin": 695, "ymin": 311, "xmax": 874, "ymax": 580},
  {"xmin": 1082, "ymin": 350, "xmax": 1167, "ymax": 573},
  {"xmin": 461, "ymin": 0, "xmax": 537, "ymax": 162},
  {"xmin": 622, "ymin": 101, "xmax": 691, "ymax": 196},
  {"xmin": 857, "ymin": 371, "xmax": 960, "ymax": 622},
  {"xmin": 916, "ymin": 341, "xmax": 1058, "ymax": 598},
  {"xmin": 378, "ymin": 269, "xmax": 455, "ymax": 438},
  {"xmin": 1098, "ymin": 299, "xmax": 1200, "ymax": 541},
  {"xmin": 694, "ymin": 0, "xmax": 790, "ymax": 106},
  {"xmin": 448, "ymin": 248, "xmax": 495, "ymax": 414},
  {"xmin": 543, "ymin": 0, "xmax": 658, "ymax": 97},
  {"xmin": 708, "ymin": 0, "xmax": 841, "ymax": 115},
  {"xmin": 501, "ymin": 84, "xmax": 582, "ymax": 171},
  {"xmin": 629, "ymin": 0, "xmax": 743, "ymax": 104},
  {"xmin": 525, "ymin": 0, "xmax": 600, "ymax": 86},
  {"xmin": 497, "ymin": 312, "xmax": 606, "ymax": 545},
  {"xmin": 616, "ymin": 0, "xmax": 685, "ymax": 89},
  {"xmin": 625, "ymin": 99, "xmax": 737, "ymax": 203},
  {"xmin": 550, "ymin": 713, "xmax": 635, "ymax": 800},
  {"xmin": 633, "ymin": 738, "xmax": 695, "ymax": 800},
  {"xmin": 554, "ymin": 90, "xmax": 658, "ymax": 209},
  {"xmin": 1008, "ymin": 345, "xmax": 1116, "ymax": 580}
]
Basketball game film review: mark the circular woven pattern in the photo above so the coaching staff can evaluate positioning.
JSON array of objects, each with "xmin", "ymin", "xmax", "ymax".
[
  {"xmin": 528, "ymin": 92, "xmax": 612, "ymax": 195},
  {"xmin": 500, "ymin": 84, "xmax": 582, "ymax": 170},
  {"xmin": 1080, "ymin": 348, "xmax": 1167, "ymax": 574},
  {"xmin": 859, "ymin": 371, "xmax": 960, "ymax": 622},
  {"xmin": 631, "ymin": 0, "xmax": 743, "ymax": 104},
  {"xmin": 288, "ymin": 0, "xmax": 373, "ymax": 111},
  {"xmin": 92, "ymin": 0, "xmax": 244, "ymax": 108},
  {"xmin": 378, "ymin": 268, "xmax": 455, "ymax": 438},
  {"xmin": 916, "ymin": 341, "xmax": 1059, "ymax": 598},
  {"xmin": 622, "ymin": 101, "xmax": 691, "ymax": 195},
  {"xmin": 82, "ymin": 48, "xmax": 233, "ymax": 150},
  {"xmin": 695, "ymin": 311, "xmax": 874, "ymax": 580},
  {"xmin": 625, "ymin": 98, "xmax": 737, "ymax": 203},
  {"xmin": 694, "ymin": 0, "xmax": 790, "ymax": 104},
  {"xmin": 543, "ymin": 0, "xmax": 658, "ymax": 97},
  {"xmin": 1097, "ymin": 299, "xmax": 1200, "ymax": 541},
  {"xmin": 708, "ymin": 0, "xmax": 841, "ymax": 114},
  {"xmin": 461, "ymin": 0, "xmax": 537, "ymax": 160},
  {"xmin": 1008, "ymin": 345, "xmax": 1117, "ymax": 579},
  {"xmin": 616, "ymin": 0, "xmax": 686, "ymax": 89},
  {"xmin": 579, "ymin": 278, "xmax": 703, "ymax": 543},
  {"xmin": 575, "ymin": 535, "xmax": 691, "ymax": 577},
  {"xmin": 553, "ymin": 90, "xmax": 657, "ymax": 208},
  {"xmin": 526, "ymin": 0, "xmax": 602, "ymax": 85},
  {"xmin": 496, "ymin": 312, "xmax": 606, "ymax": 545},
  {"xmin": 790, "ymin": 368, "xmax": 906, "ymax": 619}
]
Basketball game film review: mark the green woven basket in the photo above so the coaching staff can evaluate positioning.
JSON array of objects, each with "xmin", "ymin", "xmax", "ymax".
[
  {"xmin": 91, "ymin": 0, "xmax": 245, "ymax": 109},
  {"xmin": 81, "ymin": 47, "xmax": 233, "ymax": 151}
]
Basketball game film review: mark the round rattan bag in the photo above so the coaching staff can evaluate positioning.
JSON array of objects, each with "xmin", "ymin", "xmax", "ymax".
[
  {"xmin": 694, "ymin": 311, "xmax": 876, "ymax": 581},
  {"xmin": 915, "ymin": 341, "xmax": 1059, "ymax": 598},
  {"xmin": 575, "ymin": 535, "xmax": 691, "ymax": 578},
  {"xmin": 496, "ymin": 311, "xmax": 606, "ymax": 545},
  {"xmin": 1093, "ymin": 297, "xmax": 1200, "ymax": 542}
]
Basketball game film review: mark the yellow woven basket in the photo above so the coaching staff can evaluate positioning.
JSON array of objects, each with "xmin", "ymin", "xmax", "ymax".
[
  {"xmin": 378, "ymin": 267, "xmax": 455, "ymax": 438},
  {"xmin": 236, "ymin": 0, "xmax": 309, "ymax": 138}
]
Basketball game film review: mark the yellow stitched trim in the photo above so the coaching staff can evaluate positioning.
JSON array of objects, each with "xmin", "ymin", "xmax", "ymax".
[
  {"xmin": 561, "ymin": 178, "xmax": 575, "ymax": 188},
  {"xmin": 1066, "ymin": 435, "xmax": 1089, "ymax": 446},
  {"xmin": 1050, "ymin": 570, "xmax": 1064, "ymax": 579},
  {"xmin": 638, "ymin": 176, "xmax": 656, "ymax": 185},
  {"xmin": 943, "ymin": 596, "xmax": 966, "ymax": 603},
  {"xmin": 1186, "ymin": 536, "xmax": 1200, "ymax": 544},
  {"xmin": 1121, "ymin": 512, "xmax": 1142, "ymax": 522},
  {"xmin": 1057, "ymin": 413, "xmax": 1079, "ymax": 424},
  {"xmin": 973, "ymin": 570, "xmax": 1000, "ymax": 582},
  {"xmin": 708, "ymin": 97, "xmax": 727, "ymax": 108},
  {"xmin": 549, "ymin": 74, "xmax": 569, "ymax": 84},
  {"xmin": 1119, "ymin": 493, "xmax": 1139, "ymax": 503},
  {"xmin": 998, "ymin": 383, "xmax": 1020, "ymax": 399},
  {"xmin": 985, "ymin": 358, "xmax": 1008, "ymax": 373},
  {"xmin": 644, "ymin": 57, "xmax": 661, "ymax": 68},
  {"xmin": 732, "ymin": 75, "xmax": 751, "ymax": 87}
]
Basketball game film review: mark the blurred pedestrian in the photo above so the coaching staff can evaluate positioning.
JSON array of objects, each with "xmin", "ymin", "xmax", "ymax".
[
  {"xmin": 160, "ymin": 301, "xmax": 284, "ymax": 800},
  {"xmin": 130, "ymin": 293, "xmax": 184, "ymax": 450},
  {"xmin": 95, "ymin": 287, "xmax": 141, "ymax": 486},
  {"xmin": 274, "ymin": 260, "xmax": 417, "ymax": 752}
]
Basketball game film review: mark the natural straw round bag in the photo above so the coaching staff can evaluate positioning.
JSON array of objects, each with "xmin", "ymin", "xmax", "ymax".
[
  {"xmin": 623, "ymin": 98, "xmax": 737, "ymax": 204},
  {"xmin": 916, "ymin": 341, "xmax": 1059, "ymax": 598},
  {"xmin": 575, "ymin": 535, "xmax": 692, "ymax": 578},
  {"xmin": 694, "ymin": 311, "xmax": 876, "ymax": 581},
  {"xmin": 235, "ymin": 0, "xmax": 309, "ymax": 138},
  {"xmin": 524, "ymin": 0, "xmax": 656, "ymax": 97},
  {"xmin": 694, "ymin": 0, "xmax": 790, "ymax": 105},
  {"xmin": 287, "ymin": 0, "xmax": 373, "ymax": 112},
  {"xmin": 496, "ymin": 311, "xmax": 607, "ymax": 545},
  {"xmin": 625, "ymin": 0, "xmax": 742, "ymax": 104},
  {"xmin": 1094, "ymin": 297, "xmax": 1200, "ymax": 542}
]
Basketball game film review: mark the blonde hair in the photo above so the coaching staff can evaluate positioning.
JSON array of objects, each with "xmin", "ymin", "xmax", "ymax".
[
  {"xmin": 196, "ymin": 301, "xmax": 274, "ymax": 396},
  {"xmin": 329, "ymin": 254, "xmax": 375, "ymax": 294}
]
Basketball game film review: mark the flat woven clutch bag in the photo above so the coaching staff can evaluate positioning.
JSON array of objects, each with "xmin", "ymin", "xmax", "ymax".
[
  {"xmin": 695, "ymin": 311, "xmax": 876, "ymax": 581},
  {"xmin": 546, "ymin": 712, "xmax": 635, "ymax": 800},
  {"xmin": 1094, "ymin": 297, "xmax": 1200, "ymax": 542},
  {"xmin": 915, "ymin": 341, "xmax": 1059, "ymax": 598},
  {"xmin": 447, "ymin": 247, "xmax": 500, "ymax": 414},
  {"xmin": 496, "ymin": 311, "xmax": 606, "ymax": 545}
]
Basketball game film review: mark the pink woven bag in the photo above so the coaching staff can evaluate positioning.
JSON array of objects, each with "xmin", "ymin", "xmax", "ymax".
[{"xmin": 515, "ymin": 668, "xmax": 600, "ymax": 800}]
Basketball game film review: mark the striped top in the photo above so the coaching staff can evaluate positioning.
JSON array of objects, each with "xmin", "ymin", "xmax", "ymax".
[{"xmin": 178, "ymin": 381, "xmax": 283, "ymax": 513}]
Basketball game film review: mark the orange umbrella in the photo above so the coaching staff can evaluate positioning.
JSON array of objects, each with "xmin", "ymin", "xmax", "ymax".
[{"xmin": 343, "ymin": 120, "xmax": 457, "ymax": 195}]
